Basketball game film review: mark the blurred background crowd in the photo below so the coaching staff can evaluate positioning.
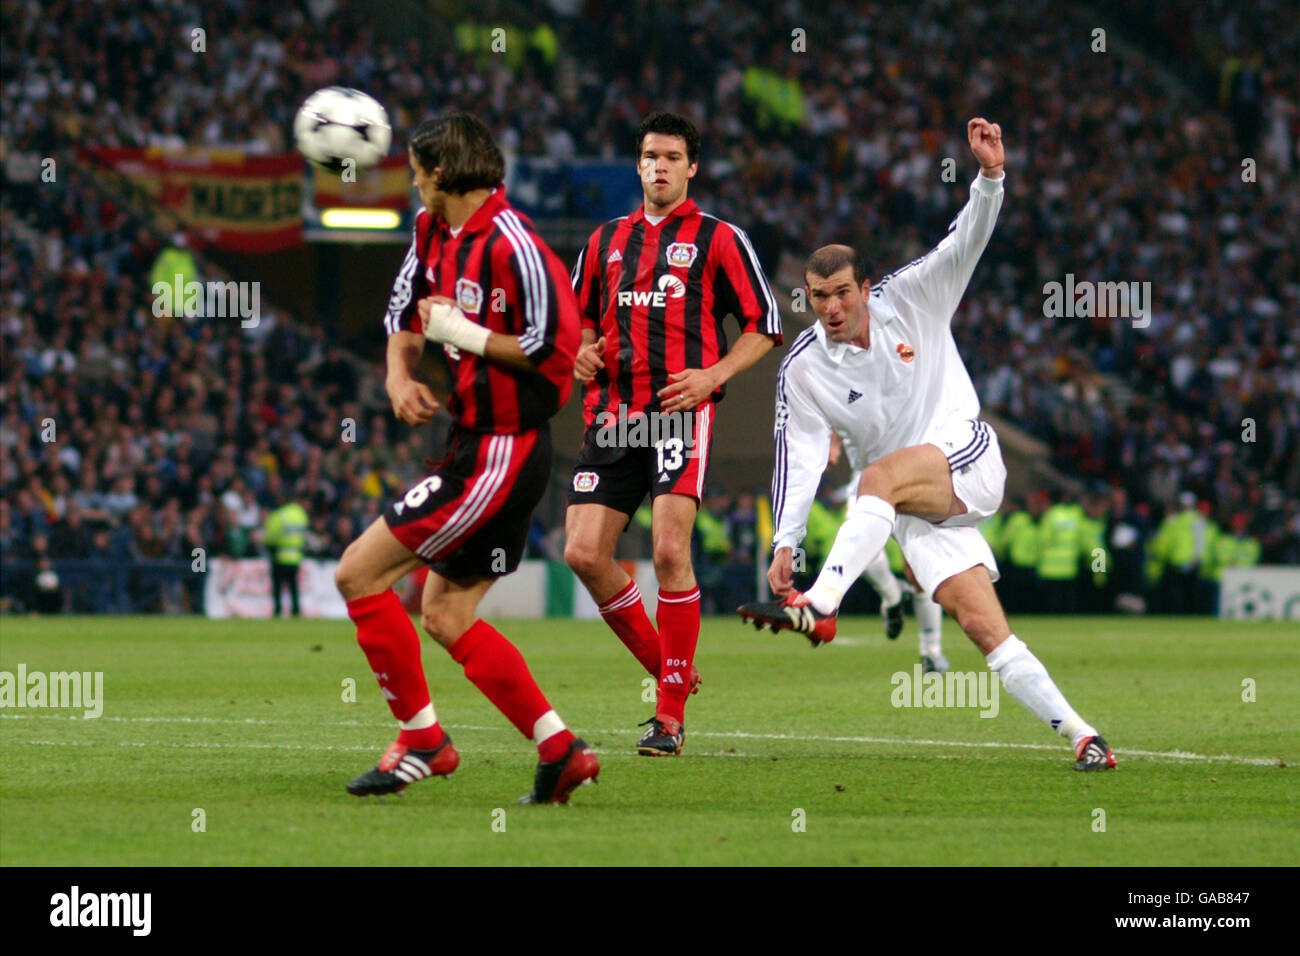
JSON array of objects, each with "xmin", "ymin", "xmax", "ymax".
[{"xmin": 1, "ymin": 0, "xmax": 1295, "ymax": 614}]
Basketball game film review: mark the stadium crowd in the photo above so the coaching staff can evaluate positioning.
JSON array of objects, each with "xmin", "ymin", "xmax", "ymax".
[
  {"xmin": 2, "ymin": 0, "xmax": 1296, "ymax": 614},
  {"xmin": 0, "ymin": 168, "xmax": 442, "ymax": 610}
]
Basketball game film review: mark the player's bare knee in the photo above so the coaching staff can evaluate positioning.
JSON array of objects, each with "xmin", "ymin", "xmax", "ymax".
[
  {"xmin": 334, "ymin": 547, "xmax": 364, "ymax": 600},
  {"xmin": 652, "ymin": 533, "xmax": 691, "ymax": 579},
  {"xmin": 563, "ymin": 538, "xmax": 604, "ymax": 582},
  {"xmin": 955, "ymin": 607, "xmax": 1001, "ymax": 647},
  {"xmin": 420, "ymin": 603, "xmax": 464, "ymax": 648}
]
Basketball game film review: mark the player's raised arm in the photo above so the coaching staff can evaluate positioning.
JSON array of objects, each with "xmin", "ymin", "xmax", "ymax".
[
  {"xmin": 768, "ymin": 348, "xmax": 832, "ymax": 595},
  {"xmin": 887, "ymin": 117, "xmax": 1005, "ymax": 322}
]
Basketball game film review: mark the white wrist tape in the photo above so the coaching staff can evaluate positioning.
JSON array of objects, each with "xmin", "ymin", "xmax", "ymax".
[{"xmin": 424, "ymin": 302, "xmax": 490, "ymax": 356}]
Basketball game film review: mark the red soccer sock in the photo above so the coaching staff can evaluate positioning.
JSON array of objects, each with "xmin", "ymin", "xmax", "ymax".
[
  {"xmin": 397, "ymin": 722, "xmax": 445, "ymax": 751},
  {"xmin": 598, "ymin": 580, "xmax": 661, "ymax": 676},
  {"xmin": 347, "ymin": 589, "xmax": 436, "ymax": 728},
  {"xmin": 449, "ymin": 619, "xmax": 571, "ymax": 758},
  {"xmin": 655, "ymin": 586, "xmax": 701, "ymax": 723}
]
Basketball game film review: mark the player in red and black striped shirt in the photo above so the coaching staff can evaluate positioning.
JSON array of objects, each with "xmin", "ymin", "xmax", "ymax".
[
  {"xmin": 564, "ymin": 112, "xmax": 783, "ymax": 756},
  {"xmin": 335, "ymin": 111, "xmax": 597, "ymax": 804}
]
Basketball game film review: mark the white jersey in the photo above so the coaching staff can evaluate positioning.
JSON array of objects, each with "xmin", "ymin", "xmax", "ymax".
[{"xmin": 771, "ymin": 173, "xmax": 1004, "ymax": 552}]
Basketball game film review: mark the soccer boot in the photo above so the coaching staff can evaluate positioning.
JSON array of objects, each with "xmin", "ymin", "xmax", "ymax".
[
  {"xmin": 636, "ymin": 715, "xmax": 685, "ymax": 756},
  {"xmin": 882, "ymin": 598, "xmax": 905, "ymax": 640},
  {"xmin": 517, "ymin": 738, "xmax": 600, "ymax": 804},
  {"xmin": 737, "ymin": 590, "xmax": 837, "ymax": 647},
  {"xmin": 347, "ymin": 736, "xmax": 459, "ymax": 796},
  {"xmin": 1073, "ymin": 734, "xmax": 1117, "ymax": 771},
  {"xmin": 921, "ymin": 652, "xmax": 949, "ymax": 674}
]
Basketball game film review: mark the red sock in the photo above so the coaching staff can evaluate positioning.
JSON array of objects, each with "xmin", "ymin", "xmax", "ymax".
[
  {"xmin": 655, "ymin": 586, "xmax": 701, "ymax": 723},
  {"xmin": 397, "ymin": 723, "xmax": 445, "ymax": 750},
  {"xmin": 449, "ymin": 620, "xmax": 573, "ymax": 759},
  {"xmin": 347, "ymin": 590, "xmax": 436, "ymax": 727},
  {"xmin": 598, "ymin": 580, "xmax": 660, "ymax": 676}
]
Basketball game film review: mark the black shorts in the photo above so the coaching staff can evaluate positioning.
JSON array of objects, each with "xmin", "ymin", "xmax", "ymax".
[
  {"xmin": 566, "ymin": 403, "xmax": 714, "ymax": 518},
  {"xmin": 385, "ymin": 424, "xmax": 550, "ymax": 580}
]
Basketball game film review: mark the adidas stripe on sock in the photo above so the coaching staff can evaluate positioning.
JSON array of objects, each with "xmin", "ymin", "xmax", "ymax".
[{"xmin": 986, "ymin": 634, "xmax": 1095, "ymax": 747}]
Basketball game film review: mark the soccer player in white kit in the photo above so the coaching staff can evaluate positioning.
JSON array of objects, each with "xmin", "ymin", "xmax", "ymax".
[{"xmin": 739, "ymin": 118, "xmax": 1115, "ymax": 771}]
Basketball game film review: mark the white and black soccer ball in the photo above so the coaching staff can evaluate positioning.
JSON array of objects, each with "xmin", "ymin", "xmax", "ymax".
[{"xmin": 293, "ymin": 87, "xmax": 392, "ymax": 173}]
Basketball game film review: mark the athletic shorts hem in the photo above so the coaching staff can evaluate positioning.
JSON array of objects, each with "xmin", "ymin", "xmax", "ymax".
[{"xmin": 928, "ymin": 418, "xmax": 1006, "ymax": 527}]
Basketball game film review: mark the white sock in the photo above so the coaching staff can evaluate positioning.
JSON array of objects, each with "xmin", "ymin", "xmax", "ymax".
[
  {"xmin": 985, "ymin": 635, "xmax": 1095, "ymax": 747},
  {"xmin": 531, "ymin": 709, "xmax": 566, "ymax": 744},
  {"xmin": 807, "ymin": 495, "xmax": 895, "ymax": 614},
  {"xmin": 862, "ymin": 550, "xmax": 902, "ymax": 607},
  {"xmin": 399, "ymin": 702, "xmax": 437, "ymax": 730},
  {"xmin": 915, "ymin": 591, "xmax": 943, "ymax": 657}
]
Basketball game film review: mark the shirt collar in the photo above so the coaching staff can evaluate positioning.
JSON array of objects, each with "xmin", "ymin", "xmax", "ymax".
[
  {"xmin": 628, "ymin": 198, "xmax": 698, "ymax": 225},
  {"xmin": 816, "ymin": 295, "xmax": 889, "ymax": 364},
  {"xmin": 445, "ymin": 186, "xmax": 509, "ymax": 236}
]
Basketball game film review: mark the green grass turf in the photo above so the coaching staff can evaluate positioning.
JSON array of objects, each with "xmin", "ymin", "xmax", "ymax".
[{"xmin": 1, "ymin": 615, "xmax": 1296, "ymax": 866}]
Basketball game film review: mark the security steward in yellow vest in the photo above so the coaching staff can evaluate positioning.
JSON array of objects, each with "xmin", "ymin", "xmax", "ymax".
[{"xmin": 264, "ymin": 497, "xmax": 309, "ymax": 618}]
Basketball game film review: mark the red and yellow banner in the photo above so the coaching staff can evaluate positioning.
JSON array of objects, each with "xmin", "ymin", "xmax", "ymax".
[
  {"xmin": 311, "ymin": 154, "xmax": 410, "ymax": 210},
  {"xmin": 83, "ymin": 147, "xmax": 304, "ymax": 252}
]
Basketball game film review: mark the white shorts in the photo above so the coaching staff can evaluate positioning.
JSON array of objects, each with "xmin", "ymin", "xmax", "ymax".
[
  {"xmin": 890, "ymin": 418, "xmax": 1005, "ymax": 596},
  {"xmin": 930, "ymin": 418, "xmax": 1006, "ymax": 526},
  {"xmin": 894, "ymin": 516, "xmax": 999, "ymax": 597}
]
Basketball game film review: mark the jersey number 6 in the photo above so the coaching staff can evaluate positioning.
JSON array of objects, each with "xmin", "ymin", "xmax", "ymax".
[{"xmin": 402, "ymin": 475, "xmax": 444, "ymax": 510}]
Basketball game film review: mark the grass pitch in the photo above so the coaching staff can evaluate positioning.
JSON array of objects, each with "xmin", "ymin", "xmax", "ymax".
[{"xmin": 1, "ymin": 615, "xmax": 1296, "ymax": 866}]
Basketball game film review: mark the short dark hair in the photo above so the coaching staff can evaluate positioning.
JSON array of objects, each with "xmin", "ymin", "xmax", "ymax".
[
  {"xmin": 409, "ymin": 111, "xmax": 504, "ymax": 194},
  {"xmin": 804, "ymin": 244, "xmax": 867, "ymax": 285},
  {"xmin": 635, "ymin": 112, "xmax": 700, "ymax": 165}
]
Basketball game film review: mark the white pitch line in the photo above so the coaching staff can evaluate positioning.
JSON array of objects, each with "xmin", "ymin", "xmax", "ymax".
[
  {"xmin": 13, "ymin": 738, "xmax": 757, "ymax": 759},
  {"xmin": 682, "ymin": 731, "xmax": 1286, "ymax": 767},
  {"xmin": 2, "ymin": 714, "xmax": 1285, "ymax": 766}
]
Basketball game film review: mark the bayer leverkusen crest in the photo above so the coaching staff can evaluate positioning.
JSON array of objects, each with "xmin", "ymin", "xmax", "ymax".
[
  {"xmin": 455, "ymin": 277, "xmax": 484, "ymax": 314},
  {"xmin": 666, "ymin": 242, "xmax": 698, "ymax": 268}
]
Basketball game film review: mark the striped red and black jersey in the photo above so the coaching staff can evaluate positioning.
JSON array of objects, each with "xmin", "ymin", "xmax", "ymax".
[
  {"xmin": 569, "ymin": 198, "xmax": 782, "ymax": 426},
  {"xmin": 383, "ymin": 188, "xmax": 579, "ymax": 434}
]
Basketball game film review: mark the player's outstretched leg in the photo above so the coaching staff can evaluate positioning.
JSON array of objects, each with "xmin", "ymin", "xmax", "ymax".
[
  {"xmin": 423, "ymin": 572, "xmax": 599, "ymax": 802},
  {"xmin": 861, "ymin": 550, "xmax": 905, "ymax": 639},
  {"xmin": 336, "ymin": 519, "xmax": 460, "ymax": 797},
  {"xmin": 935, "ymin": 566, "xmax": 1115, "ymax": 770}
]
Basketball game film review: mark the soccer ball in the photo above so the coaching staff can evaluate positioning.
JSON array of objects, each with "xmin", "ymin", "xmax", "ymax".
[{"xmin": 293, "ymin": 87, "xmax": 392, "ymax": 173}]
